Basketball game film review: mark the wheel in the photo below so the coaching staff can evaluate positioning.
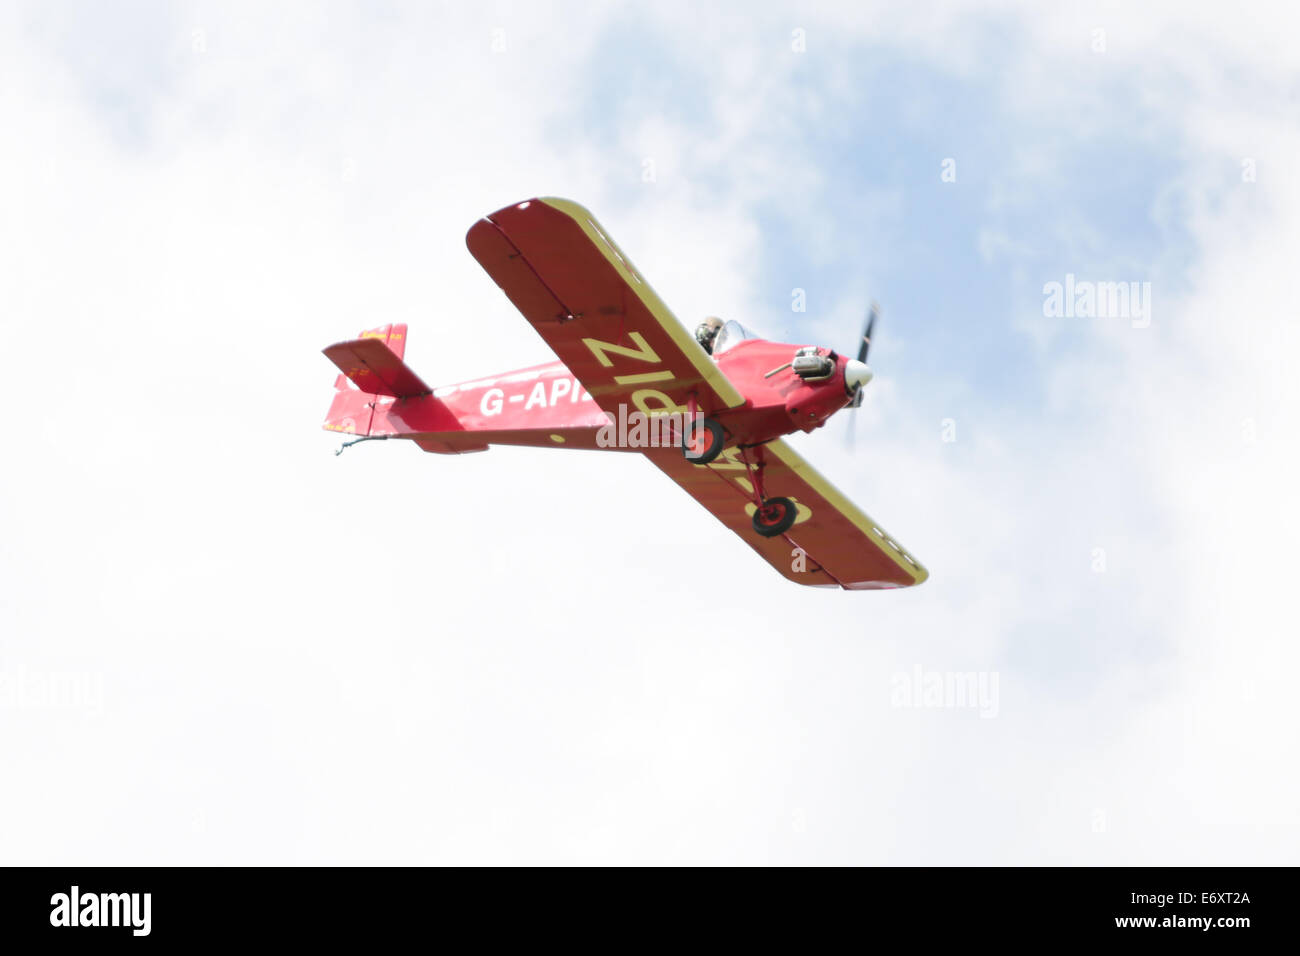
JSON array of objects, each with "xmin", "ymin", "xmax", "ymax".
[
  {"xmin": 751, "ymin": 496, "xmax": 798, "ymax": 537},
  {"xmin": 682, "ymin": 417, "xmax": 725, "ymax": 465}
]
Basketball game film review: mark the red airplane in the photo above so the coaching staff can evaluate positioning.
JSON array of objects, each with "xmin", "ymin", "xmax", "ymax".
[{"xmin": 322, "ymin": 198, "xmax": 928, "ymax": 590}]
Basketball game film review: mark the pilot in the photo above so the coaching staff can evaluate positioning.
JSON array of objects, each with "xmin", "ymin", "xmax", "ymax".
[{"xmin": 695, "ymin": 316, "xmax": 724, "ymax": 355}]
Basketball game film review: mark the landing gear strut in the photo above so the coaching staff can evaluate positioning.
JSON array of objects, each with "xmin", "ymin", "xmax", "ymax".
[{"xmin": 735, "ymin": 444, "xmax": 798, "ymax": 537}]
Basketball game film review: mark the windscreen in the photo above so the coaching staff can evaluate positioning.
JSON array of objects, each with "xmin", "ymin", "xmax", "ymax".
[{"xmin": 712, "ymin": 319, "xmax": 759, "ymax": 354}]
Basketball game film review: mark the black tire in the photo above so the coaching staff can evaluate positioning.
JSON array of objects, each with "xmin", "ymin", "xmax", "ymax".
[
  {"xmin": 682, "ymin": 417, "xmax": 725, "ymax": 465},
  {"xmin": 751, "ymin": 496, "xmax": 798, "ymax": 537}
]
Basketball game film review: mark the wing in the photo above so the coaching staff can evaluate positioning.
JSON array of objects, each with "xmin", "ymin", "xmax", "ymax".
[
  {"xmin": 642, "ymin": 438, "xmax": 929, "ymax": 590},
  {"xmin": 466, "ymin": 198, "xmax": 745, "ymax": 418}
]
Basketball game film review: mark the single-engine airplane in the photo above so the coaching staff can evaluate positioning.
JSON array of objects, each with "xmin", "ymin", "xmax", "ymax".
[{"xmin": 322, "ymin": 198, "xmax": 928, "ymax": 589}]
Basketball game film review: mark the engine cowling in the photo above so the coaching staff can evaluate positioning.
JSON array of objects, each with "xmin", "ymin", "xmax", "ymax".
[{"xmin": 783, "ymin": 350, "xmax": 853, "ymax": 431}]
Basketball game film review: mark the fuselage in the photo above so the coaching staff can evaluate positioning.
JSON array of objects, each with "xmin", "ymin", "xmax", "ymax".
[{"xmin": 343, "ymin": 337, "xmax": 857, "ymax": 455}]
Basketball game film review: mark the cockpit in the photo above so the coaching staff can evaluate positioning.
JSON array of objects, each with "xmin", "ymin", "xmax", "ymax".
[{"xmin": 711, "ymin": 319, "xmax": 759, "ymax": 355}]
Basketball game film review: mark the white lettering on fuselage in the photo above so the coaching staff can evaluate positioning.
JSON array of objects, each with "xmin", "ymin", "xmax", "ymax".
[{"xmin": 480, "ymin": 378, "xmax": 589, "ymax": 416}]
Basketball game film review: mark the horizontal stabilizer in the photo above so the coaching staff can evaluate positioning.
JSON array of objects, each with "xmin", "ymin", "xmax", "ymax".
[{"xmin": 324, "ymin": 337, "xmax": 431, "ymax": 398}]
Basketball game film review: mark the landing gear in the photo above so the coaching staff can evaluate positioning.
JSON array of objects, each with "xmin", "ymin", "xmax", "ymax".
[
  {"xmin": 751, "ymin": 496, "xmax": 798, "ymax": 537},
  {"xmin": 682, "ymin": 417, "xmax": 725, "ymax": 464},
  {"xmin": 735, "ymin": 444, "xmax": 797, "ymax": 537}
]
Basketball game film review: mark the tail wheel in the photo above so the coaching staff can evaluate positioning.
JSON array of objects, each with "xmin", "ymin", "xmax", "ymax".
[
  {"xmin": 682, "ymin": 417, "xmax": 725, "ymax": 465},
  {"xmin": 752, "ymin": 496, "xmax": 798, "ymax": 537}
]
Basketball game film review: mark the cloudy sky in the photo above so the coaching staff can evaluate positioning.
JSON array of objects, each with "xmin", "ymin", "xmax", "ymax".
[{"xmin": 2, "ymin": 1, "xmax": 1296, "ymax": 864}]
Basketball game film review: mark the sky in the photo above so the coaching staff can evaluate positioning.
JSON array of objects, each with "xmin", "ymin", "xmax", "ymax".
[{"xmin": 1, "ymin": 1, "xmax": 1297, "ymax": 864}]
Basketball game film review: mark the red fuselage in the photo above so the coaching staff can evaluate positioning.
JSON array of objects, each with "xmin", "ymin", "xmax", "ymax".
[{"xmin": 332, "ymin": 337, "xmax": 855, "ymax": 454}]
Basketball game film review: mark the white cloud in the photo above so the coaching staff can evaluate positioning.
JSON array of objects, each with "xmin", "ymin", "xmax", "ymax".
[{"xmin": 1, "ymin": 0, "xmax": 1296, "ymax": 863}]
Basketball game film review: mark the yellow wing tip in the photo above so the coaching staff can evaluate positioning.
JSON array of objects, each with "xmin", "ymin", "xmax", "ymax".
[{"xmin": 539, "ymin": 196, "xmax": 590, "ymax": 217}]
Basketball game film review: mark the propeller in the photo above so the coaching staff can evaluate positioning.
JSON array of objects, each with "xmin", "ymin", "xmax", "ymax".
[
  {"xmin": 846, "ymin": 302, "xmax": 878, "ymax": 409},
  {"xmin": 844, "ymin": 302, "xmax": 878, "ymax": 447}
]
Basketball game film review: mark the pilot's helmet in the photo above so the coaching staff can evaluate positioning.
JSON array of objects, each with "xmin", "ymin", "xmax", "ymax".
[{"xmin": 695, "ymin": 316, "xmax": 724, "ymax": 353}]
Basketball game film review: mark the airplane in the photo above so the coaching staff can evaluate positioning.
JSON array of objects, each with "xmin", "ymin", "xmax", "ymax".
[{"xmin": 322, "ymin": 198, "xmax": 928, "ymax": 590}]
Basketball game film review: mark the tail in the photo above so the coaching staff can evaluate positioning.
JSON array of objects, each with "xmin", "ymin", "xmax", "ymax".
[{"xmin": 322, "ymin": 323, "xmax": 430, "ymax": 437}]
